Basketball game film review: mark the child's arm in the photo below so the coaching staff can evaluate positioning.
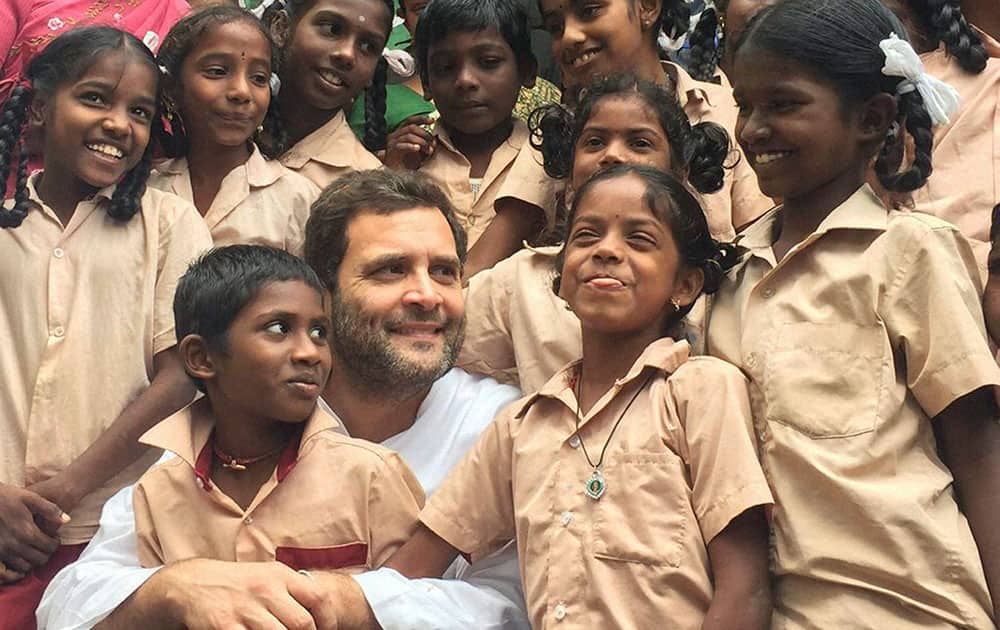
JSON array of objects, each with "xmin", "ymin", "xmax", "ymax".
[
  {"xmin": 27, "ymin": 348, "xmax": 195, "ymax": 515},
  {"xmin": 386, "ymin": 523, "xmax": 462, "ymax": 579},
  {"xmin": 934, "ymin": 386, "xmax": 1000, "ymax": 620},
  {"xmin": 463, "ymin": 198, "xmax": 542, "ymax": 281},
  {"xmin": 702, "ymin": 507, "xmax": 771, "ymax": 630}
]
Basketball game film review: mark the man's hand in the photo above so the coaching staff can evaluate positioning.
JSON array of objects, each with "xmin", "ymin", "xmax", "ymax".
[
  {"xmin": 0, "ymin": 482, "xmax": 66, "ymax": 576},
  {"xmin": 98, "ymin": 559, "xmax": 338, "ymax": 629},
  {"xmin": 311, "ymin": 572, "xmax": 380, "ymax": 630}
]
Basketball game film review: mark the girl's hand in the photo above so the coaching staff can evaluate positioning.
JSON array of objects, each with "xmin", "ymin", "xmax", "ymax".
[
  {"xmin": 0, "ymin": 482, "xmax": 67, "ymax": 575},
  {"xmin": 384, "ymin": 115, "xmax": 437, "ymax": 170}
]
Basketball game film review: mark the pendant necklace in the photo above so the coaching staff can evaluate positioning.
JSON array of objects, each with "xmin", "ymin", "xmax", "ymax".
[{"xmin": 573, "ymin": 368, "xmax": 653, "ymax": 500}]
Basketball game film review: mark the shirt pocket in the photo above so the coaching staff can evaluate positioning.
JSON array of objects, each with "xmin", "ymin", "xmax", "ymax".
[
  {"xmin": 275, "ymin": 542, "xmax": 369, "ymax": 571},
  {"xmin": 763, "ymin": 322, "xmax": 884, "ymax": 438},
  {"xmin": 592, "ymin": 452, "xmax": 688, "ymax": 567}
]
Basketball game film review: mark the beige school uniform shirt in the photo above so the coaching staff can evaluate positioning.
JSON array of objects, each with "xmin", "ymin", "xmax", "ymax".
[
  {"xmin": 420, "ymin": 119, "xmax": 555, "ymax": 247},
  {"xmin": 705, "ymin": 184, "xmax": 1000, "ymax": 629},
  {"xmin": 149, "ymin": 145, "xmax": 319, "ymax": 255},
  {"xmin": 0, "ymin": 174, "xmax": 212, "ymax": 543},
  {"xmin": 134, "ymin": 398, "xmax": 424, "ymax": 570},
  {"xmin": 912, "ymin": 46, "xmax": 1000, "ymax": 277},
  {"xmin": 279, "ymin": 110, "xmax": 383, "ymax": 189},
  {"xmin": 422, "ymin": 338, "xmax": 773, "ymax": 629}
]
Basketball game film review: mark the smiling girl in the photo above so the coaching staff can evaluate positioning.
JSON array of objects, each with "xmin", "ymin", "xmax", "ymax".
[
  {"xmin": 150, "ymin": 6, "xmax": 319, "ymax": 254},
  {"xmin": 710, "ymin": 0, "xmax": 1000, "ymax": 626},
  {"xmin": 265, "ymin": 0, "xmax": 396, "ymax": 187},
  {"xmin": 0, "ymin": 26, "xmax": 211, "ymax": 626},
  {"xmin": 388, "ymin": 165, "xmax": 773, "ymax": 629}
]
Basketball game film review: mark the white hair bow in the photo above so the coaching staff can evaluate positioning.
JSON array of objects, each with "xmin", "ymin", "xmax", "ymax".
[
  {"xmin": 879, "ymin": 32, "xmax": 960, "ymax": 126},
  {"xmin": 383, "ymin": 48, "xmax": 416, "ymax": 79}
]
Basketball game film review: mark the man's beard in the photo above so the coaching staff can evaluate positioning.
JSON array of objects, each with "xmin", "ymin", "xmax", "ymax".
[{"xmin": 329, "ymin": 291, "xmax": 465, "ymax": 400}]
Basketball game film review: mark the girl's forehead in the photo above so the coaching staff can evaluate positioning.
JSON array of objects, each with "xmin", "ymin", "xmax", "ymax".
[
  {"xmin": 72, "ymin": 50, "xmax": 158, "ymax": 92},
  {"xmin": 585, "ymin": 94, "xmax": 659, "ymax": 125},
  {"xmin": 188, "ymin": 20, "xmax": 271, "ymax": 59}
]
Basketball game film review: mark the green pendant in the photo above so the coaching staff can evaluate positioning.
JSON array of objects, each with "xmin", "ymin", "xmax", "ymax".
[{"xmin": 585, "ymin": 469, "xmax": 606, "ymax": 500}]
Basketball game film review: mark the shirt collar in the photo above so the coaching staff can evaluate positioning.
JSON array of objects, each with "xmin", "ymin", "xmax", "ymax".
[
  {"xmin": 280, "ymin": 110, "xmax": 370, "ymax": 169},
  {"xmin": 140, "ymin": 397, "xmax": 341, "ymax": 490},
  {"xmin": 662, "ymin": 60, "xmax": 714, "ymax": 109},
  {"xmin": 433, "ymin": 118, "xmax": 528, "ymax": 155},
  {"xmin": 156, "ymin": 145, "xmax": 283, "ymax": 189},
  {"xmin": 514, "ymin": 337, "xmax": 691, "ymax": 418},
  {"xmin": 733, "ymin": 184, "xmax": 887, "ymax": 271}
]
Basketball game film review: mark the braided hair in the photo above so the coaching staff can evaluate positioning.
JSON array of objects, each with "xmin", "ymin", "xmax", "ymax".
[
  {"xmin": 909, "ymin": 0, "xmax": 987, "ymax": 74},
  {"xmin": 267, "ymin": 0, "xmax": 393, "ymax": 153},
  {"xmin": 157, "ymin": 5, "xmax": 284, "ymax": 158},
  {"xmin": 0, "ymin": 26, "xmax": 160, "ymax": 228},
  {"xmin": 737, "ymin": 0, "xmax": 937, "ymax": 193}
]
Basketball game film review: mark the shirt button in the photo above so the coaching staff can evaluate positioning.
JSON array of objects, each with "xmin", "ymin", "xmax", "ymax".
[
  {"xmin": 746, "ymin": 353, "xmax": 757, "ymax": 368},
  {"xmin": 53, "ymin": 326, "xmax": 65, "ymax": 337},
  {"xmin": 762, "ymin": 287, "xmax": 775, "ymax": 299},
  {"xmin": 568, "ymin": 435, "xmax": 581, "ymax": 449},
  {"xmin": 243, "ymin": 516, "xmax": 253, "ymax": 525},
  {"xmin": 560, "ymin": 511, "xmax": 573, "ymax": 526},
  {"xmin": 554, "ymin": 604, "xmax": 567, "ymax": 621},
  {"xmin": 53, "ymin": 247, "xmax": 64, "ymax": 258}
]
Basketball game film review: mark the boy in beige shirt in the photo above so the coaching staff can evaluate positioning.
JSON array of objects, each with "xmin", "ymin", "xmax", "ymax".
[{"xmin": 133, "ymin": 245, "xmax": 424, "ymax": 571}]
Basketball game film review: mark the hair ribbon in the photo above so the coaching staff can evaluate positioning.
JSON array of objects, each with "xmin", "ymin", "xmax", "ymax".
[
  {"xmin": 880, "ymin": 33, "xmax": 960, "ymax": 126},
  {"xmin": 383, "ymin": 48, "xmax": 416, "ymax": 78}
]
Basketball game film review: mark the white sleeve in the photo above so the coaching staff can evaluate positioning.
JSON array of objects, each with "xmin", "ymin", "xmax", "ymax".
[
  {"xmin": 36, "ymin": 484, "xmax": 160, "ymax": 630},
  {"xmin": 353, "ymin": 541, "xmax": 528, "ymax": 630}
]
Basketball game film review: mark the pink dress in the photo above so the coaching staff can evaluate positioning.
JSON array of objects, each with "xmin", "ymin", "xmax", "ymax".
[{"xmin": 0, "ymin": 0, "xmax": 190, "ymax": 103}]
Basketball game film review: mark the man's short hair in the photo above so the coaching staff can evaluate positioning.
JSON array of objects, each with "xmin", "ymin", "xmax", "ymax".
[{"xmin": 304, "ymin": 169, "xmax": 468, "ymax": 291}]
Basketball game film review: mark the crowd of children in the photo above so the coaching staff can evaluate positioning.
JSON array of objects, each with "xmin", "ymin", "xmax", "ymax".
[{"xmin": 1, "ymin": 0, "xmax": 999, "ymax": 627}]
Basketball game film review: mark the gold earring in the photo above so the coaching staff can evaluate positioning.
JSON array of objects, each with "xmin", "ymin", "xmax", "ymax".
[{"xmin": 670, "ymin": 297, "xmax": 680, "ymax": 311}]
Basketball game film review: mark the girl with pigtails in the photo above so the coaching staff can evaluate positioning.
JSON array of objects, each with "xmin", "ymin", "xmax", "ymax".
[
  {"xmin": 148, "ymin": 5, "xmax": 320, "ymax": 254},
  {"xmin": 262, "ymin": 0, "xmax": 397, "ymax": 188},
  {"xmin": 540, "ymin": 0, "xmax": 772, "ymax": 234},
  {"xmin": 0, "ymin": 26, "xmax": 211, "ymax": 627},
  {"xmin": 710, "ymin": 0, "xmax": 1000, "ymax": 626}
]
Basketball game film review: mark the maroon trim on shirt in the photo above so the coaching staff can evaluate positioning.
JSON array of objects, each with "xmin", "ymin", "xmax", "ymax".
[{"xmin": 275, "ymin": 542, "xmax": 369, "ymax": 570}]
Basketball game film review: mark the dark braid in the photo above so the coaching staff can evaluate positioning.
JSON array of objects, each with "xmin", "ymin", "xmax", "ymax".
[
  {"xmin": 874, "ymin": 89, "xmax": 934, "ymax": 192},
  {"xmin": 686, "ymin": 6, "xmax": 723, "ymax": 81},
  {"xmin": 685, "ymin": 120, "xmax": 730, "ymax": 194},
  {"xmin": 362, "ymin": 58, "xmax": 389, "ymax": 152},
  {"xmin": 0, "ymin": 85, "xmax": 33, "ymax": 227},
  {"xmin": 106, "ymin": 115, "xmax": 160, "ymax": 222},
  {"xmin": 528, "ymin": 103, "xmax": 574, "ymax": 179},
  {"xmin": 257, "ymin": 92, "xmax": 289, "ymax": 159},
  {"xmin": 911, "ymin": 0, "xmax": 987, "ymax": 73}
]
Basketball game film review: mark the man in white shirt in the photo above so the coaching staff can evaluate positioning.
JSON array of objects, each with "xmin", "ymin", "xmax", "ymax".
[{"xmin": 37, "ymin": 170, "xmax": 529, "ymax": 630}]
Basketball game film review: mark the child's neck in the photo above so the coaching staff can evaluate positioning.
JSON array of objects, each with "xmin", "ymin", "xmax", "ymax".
[
  {"xmin": 211, "ymin": 406, "xmax": 303, "ymax": 511},
  {"xmin": 577, "ymin": 327, "xmax": 662, "ymax": 415},
  {"xmin": 36, "ymin": 171, "xmax": 97, "ymax": 226},
  {"xmin": 773, "ymin": 170, "xmax": 868, "ymax": 262},
  {"xmin": 443, "ymin": 117, "xmax": 514, "ymax": 178},
  {"xmin": 278, "ymin": 89, "xmax": 341, "ymax": 148},
  {"xmin": 186, "ymin": 139, "xmax": 253, "ymax": 216}
]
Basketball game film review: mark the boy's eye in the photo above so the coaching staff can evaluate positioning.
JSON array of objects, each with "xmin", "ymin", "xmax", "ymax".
[
  {"xmin": 309, "ymin": 325, "xmax": 328, "ymax": 340},
  {"xmin": 629, "ymin": 137, "xmax": 654, "ymax": 150},
  {"xmin": 265, "ymin": 322, "xmax": 290, "ymax": 334},
  {"xmin": 479, "ymin": 56, "xmax": 503, "ymax": 69}
]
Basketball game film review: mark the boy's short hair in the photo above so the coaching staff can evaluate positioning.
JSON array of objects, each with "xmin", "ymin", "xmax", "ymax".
[
  {"xmin": 174, "ymin": 244, "xmax": 326, "ymax": 360},
  {"xmin": 413, "ymin": 0, "xmax": 535, "ymax": 87},
  {"xmin": 304, "ymin": 169, "xmax": 468, "ymax": 292}
]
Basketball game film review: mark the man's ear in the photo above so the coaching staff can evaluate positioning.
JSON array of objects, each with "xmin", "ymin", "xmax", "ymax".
[
  {"xmin": 270, "ymin": 9, "xmax": 292, "ymax": 48},
  {"xmin": 179, "ymin": 334, "xmax": 217, "ymax": 384}
]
